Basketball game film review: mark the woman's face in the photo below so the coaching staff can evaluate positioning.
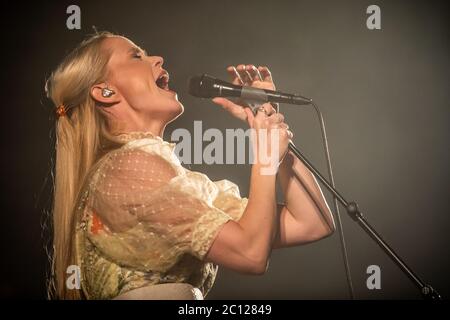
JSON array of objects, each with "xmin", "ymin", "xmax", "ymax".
[{"xmin": 102, "ymin": 36, "xmax": 183, "ymax": 126}]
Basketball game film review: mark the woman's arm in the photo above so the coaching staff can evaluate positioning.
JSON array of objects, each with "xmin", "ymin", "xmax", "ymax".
[
  {"xmin": 205, "ymin": 161, "xmax": 278, "ymax": 275},
  {"xmin": 208, "ymin": 64, "xmax": 334, "ymax": 273},
  {"xmin": 205, "ymin": 107, "xmax": 290, "ymax": 275},
  {"xmin": 273, "ymin": 150, "xmax": 336, "ymax": 249}
]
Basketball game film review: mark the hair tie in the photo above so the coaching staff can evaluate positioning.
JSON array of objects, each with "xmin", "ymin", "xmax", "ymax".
[{"xmin": 55, "ymin": 105, "xmax": 67, "ymax": 118}]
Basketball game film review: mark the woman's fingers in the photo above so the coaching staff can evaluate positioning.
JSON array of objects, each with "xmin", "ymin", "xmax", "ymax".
[
  {"xmin": 226, "ymin": 66, "xmax": 244, "ymax": 85},
  {"xmin": 236, "ymin": 64, "xmax": 252, "ymax": 84},
  {"xmin": 258, "ymin": 66, "xmax": 274, "ymax": 84},
  {"xmin": 253, "ymin": 106, "xmax": 287, "ymax": 125},
  {"xmin": 267, "ymin": 103, "xmax": 277, "ymax": 115},
  {"xmin": 243, "ymin": 107, "xmax": 255, "ymax": 128},
  {"xmin": 212, "ymin": 97, "xmax": 235, "ymax": 111},
  {"xmin": 221, "ymin": 65, "xmax": 278, "ymax": 125},
  {"xmin": 228, "ymin": 64, "xmax": 274, "ymax": 88},
  {"xmin": 257, "ymin": 102, "xmax": 277, "ymax": 116},
  {"xmin": 246, "ymin": 64, "xmax": 263, "ymax": 81},
  {"xmin": 252, "ymin": 106, "xmax": 269, "ymax": 129},
  {"xmin": 288, "ymin": 129, "xmax": 293, "ymax": 139},
  {"xmin": 244, "ymin": 65, "xmax": 254, "ymax": 82},
  {"xmin": 212, "ymin": 96, "xmax": 257, "ymax": 127},
  {"xmin": 212, "ymin": 97, "xmax": 247, "ymax": 122},
  {"xmin": 268, "ymin": 112, "xmax": 285, "ymax": 124}
]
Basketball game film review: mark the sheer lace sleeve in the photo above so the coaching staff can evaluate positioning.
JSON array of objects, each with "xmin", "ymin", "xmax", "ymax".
[
  {"xmin": 87, "ymin": 146, "xmax": 246, "ymax": 273},
  {"xmin": 212, "ymin": 179, "xmax": 248, "ymax": 221}
]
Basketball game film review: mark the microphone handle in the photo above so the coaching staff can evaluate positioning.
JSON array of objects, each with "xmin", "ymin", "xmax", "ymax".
[{"xmin": 240, "ymin": 87, "xmax": 312, "ymax": 106}]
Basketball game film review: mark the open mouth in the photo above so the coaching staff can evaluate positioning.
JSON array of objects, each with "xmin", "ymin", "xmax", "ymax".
[{"xmin": 155, "ymin": 71, "xmax": 170, "ymax": 91}]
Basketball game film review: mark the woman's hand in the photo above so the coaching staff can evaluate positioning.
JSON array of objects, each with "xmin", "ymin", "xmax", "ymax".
[
  {"xmin": 252, "ymin": 104, "xmax": 292, "ymax": 173},
  {"xmin": 213, "ymin": 64, "xmax": 291, "ymax": 172},
  {"xmin": 212, "ymin": 64, "xmax": 278, "ymax": 127}
]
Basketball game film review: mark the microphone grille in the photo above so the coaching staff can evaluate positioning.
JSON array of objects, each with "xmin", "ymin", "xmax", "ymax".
[
  {"xmin": 187, "ymin": 75, "xmax": 204, "ymax": 97},
  {"xmin": 187, "ymin": 74, "xmax": 218, "ymax": 98}
]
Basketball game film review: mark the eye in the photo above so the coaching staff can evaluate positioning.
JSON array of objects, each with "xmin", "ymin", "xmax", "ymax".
[{"xmin": 133, "ymin": 53, "xmax": 143, "ymax": 59}]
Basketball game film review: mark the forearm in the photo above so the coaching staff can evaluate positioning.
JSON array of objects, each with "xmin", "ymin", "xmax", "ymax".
[
  {"xmin": 237, "ymin": 163, "xmax": 278, "ymax": 267},
  {"xmin": 278, "ymin": 150, "xmax": 335, "ymax": 234}
]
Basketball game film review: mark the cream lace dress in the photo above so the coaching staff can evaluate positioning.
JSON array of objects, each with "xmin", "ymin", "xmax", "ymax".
[{"xmin": 73, "ymin": 132, "xmax": 248, "ymax": 299}]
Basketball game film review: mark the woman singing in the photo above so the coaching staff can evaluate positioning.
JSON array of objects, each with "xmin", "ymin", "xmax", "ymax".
[{"xmin": 46, "ymin": 31, "xmax": 335, "ymax": 300}]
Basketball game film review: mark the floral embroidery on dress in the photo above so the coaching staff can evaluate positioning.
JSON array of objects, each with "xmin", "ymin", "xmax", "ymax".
[{"xmin": 74, "ymin": 131, "xmax": 248, "ymax": 299}]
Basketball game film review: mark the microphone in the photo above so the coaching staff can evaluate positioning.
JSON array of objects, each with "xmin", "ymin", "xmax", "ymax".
[{"xmin": 188, "ymin": 74, "xmax": 312, "ymax": 105}]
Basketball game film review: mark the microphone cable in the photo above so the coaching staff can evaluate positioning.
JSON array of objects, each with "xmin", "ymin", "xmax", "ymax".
[{"xmin": 278, "ymin": 100, "xmax": 355, "ymax": 299}]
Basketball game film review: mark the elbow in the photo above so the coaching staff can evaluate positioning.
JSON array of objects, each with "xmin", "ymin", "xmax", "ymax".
[
  {"xmin": 244, "ymin": 251, "xmax": 270, "ymax": 275},
  {"xmin": 233, "ymin": 258, "xmax": 267, "ymax": 275},
  {"xmin": 308, "ymin": 220, "xmax": 335, "ymax": 242},
  {"xmin": 317, "ymin": 208, "xmax": 336, "ymax": 239},
  {"xmin": 318, "ymin": 221, "xmax": 335, "ymax": 240},
  {"xmin": 323, "ymin": 225, "xmax": 335, "ymax": 238},
  {"xmin": 250, "ymin": 259, "xmax": 269, "ymax": 275},
  {"xmin": 326, "ymin": 215, "xmax": 337, "ymax": 237}
]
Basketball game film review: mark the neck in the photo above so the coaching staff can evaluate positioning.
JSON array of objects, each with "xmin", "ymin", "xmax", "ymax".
[
  {"xmin": 109, "ymin": 119, "xmax": 166, "ymax": 138},
  {"xmin": 111, "ymin": 125, "xmax": 165, "ymax": 138},
  {"xmin": 132, "ymin": 122, "xmax": 165, "ymax": 138}
]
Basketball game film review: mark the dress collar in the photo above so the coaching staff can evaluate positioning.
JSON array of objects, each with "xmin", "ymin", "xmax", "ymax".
[
  {"xmin": 116, "ymin": 131, "xmax": 159, "ymax": 142},
  {"xmin": 116, "ymin": 131, "xmax": 182, "ymax": 170},
  {"xmin": 116, "ymin": 131, "xmax": 177, "ymax": 150}
]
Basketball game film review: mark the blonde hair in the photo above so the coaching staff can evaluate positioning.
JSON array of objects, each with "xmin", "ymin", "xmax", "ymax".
[{"xmin": 45, "ymin": 31, "xmax": 124, "ymax": 299}]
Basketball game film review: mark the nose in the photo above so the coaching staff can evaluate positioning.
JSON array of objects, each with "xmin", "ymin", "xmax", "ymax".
[{"xmin": 151, "ymin": 56, "xmax": 164, "ymax": 68}]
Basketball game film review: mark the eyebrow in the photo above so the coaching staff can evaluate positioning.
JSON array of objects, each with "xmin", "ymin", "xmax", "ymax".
[{"xmin": 128, "ymin": 47, "xmax": 148, "ymax": 56}]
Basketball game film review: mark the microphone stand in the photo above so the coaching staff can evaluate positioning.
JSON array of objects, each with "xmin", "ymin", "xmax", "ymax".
[
  {"xmin": 191, "ymin": 73, "xmax": 442, "ymax": 299},
  {"xmin": 278, "ymin": 103, "xmax": 441, "ymax": 300}
]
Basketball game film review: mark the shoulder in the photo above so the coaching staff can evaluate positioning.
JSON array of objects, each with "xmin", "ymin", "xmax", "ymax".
[
  {"xmin": 94, "ymin": 146, "xmax": 179, "ymax": 192},
  {"xmin": 87, "ymin": 146, "xmax": 180, "ymax": 232}
]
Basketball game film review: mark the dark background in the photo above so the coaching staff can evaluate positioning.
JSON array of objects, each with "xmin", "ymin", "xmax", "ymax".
[{"xmin": 1, "ymin": 0, "xmax": 448, "ymax": 299}]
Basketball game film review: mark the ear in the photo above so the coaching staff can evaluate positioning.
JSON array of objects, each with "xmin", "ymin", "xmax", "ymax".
[{"xmin": 90, "ymin": 83, "xmax": 121, "ymax": 105}]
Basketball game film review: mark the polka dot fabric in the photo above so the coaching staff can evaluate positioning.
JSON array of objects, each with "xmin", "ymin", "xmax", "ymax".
[{"xmin": 74, "ymin": 131, "xmax": 248, "ymax": 299}]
